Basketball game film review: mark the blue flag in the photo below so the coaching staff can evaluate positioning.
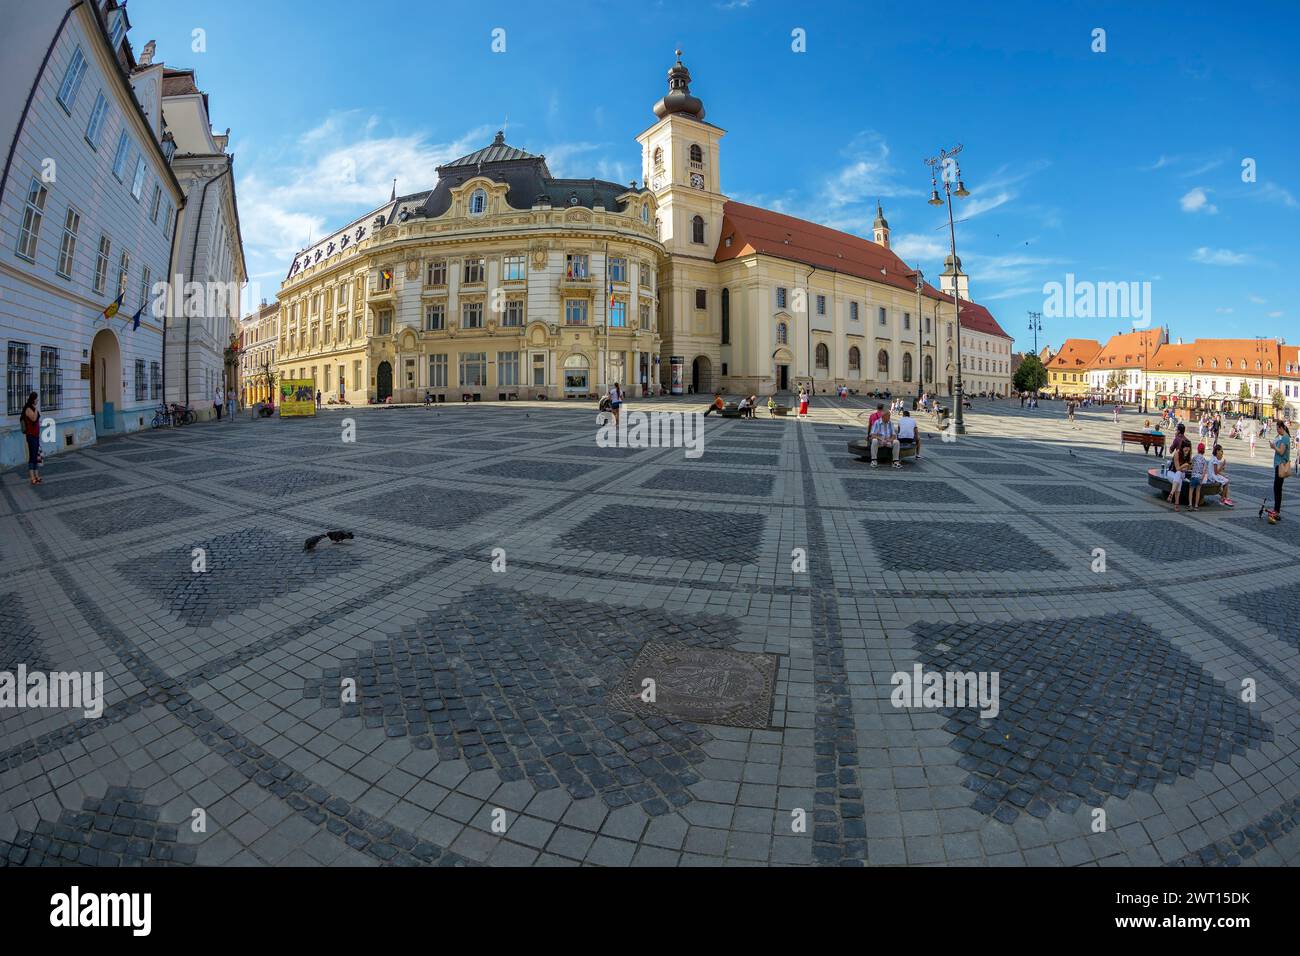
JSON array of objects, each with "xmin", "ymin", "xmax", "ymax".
[{"xmin": 130, "ymin": 306, "xmax": 143, "ymax": 331}]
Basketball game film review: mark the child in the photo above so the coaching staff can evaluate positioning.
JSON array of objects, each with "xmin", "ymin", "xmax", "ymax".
[
  {"xmin": 1188, "ymin": 442, "xmax": 1211, "ymax": 512},
  {"xmin": 1210, "ymin": 444, "xmax": 1234, "ymax": 507}
]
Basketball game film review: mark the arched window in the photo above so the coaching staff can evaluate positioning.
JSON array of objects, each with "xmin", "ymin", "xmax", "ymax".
[
  {"xmin": 848, "ymin": 347, "xmax": 860, "ymax": 371},
  {"xmin": 652, "ymin": 146, "xmax": 663, "ymax": 167},
  {"xmin": 815, "ymin": 343, "xmax": 829, "ymax": 369},
  {"xmin": 689, "ymin": 144, "xmax": 703, "ymax": 163},
  {"xmin": 902, "ymin": 353, "xmax": 913, "ymax": 382},
  {"xmin": 641, "ymin": 204, "xmax": 649, "ymax": 224},
  {"xmin": 469, "ymin": 188, "xmax": 487, "ymax": 215},
  {"xmin": 691, "ymin": 215, "xmax": 705, "ymax": 244},
  {"xmin": 776, "ymin": 322, "xmax": 788, "ymax": 345},
  {"xmin": 720, "ymin": 289, "xmax": 730, "ymax": 344},
  {"xmin": 877, "ymin": 350, "xmax": 890, "ymax": 376},
  {"xmin": 924, "ymin": 355, "xmax": 934, "ymax": 382}
]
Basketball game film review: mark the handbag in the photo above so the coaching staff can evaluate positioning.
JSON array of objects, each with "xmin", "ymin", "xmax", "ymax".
[{"xmin": 1281, "ymin": 461, "xmax": 1294, "ymax": 479}]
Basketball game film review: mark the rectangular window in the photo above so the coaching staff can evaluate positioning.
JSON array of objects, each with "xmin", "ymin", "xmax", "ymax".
[
  {"xmin": 111, "ymin": 132, "xmax": 130, "ymax": 181},
  {"xmin": 337, "ymin": 284, "xmax": 349, "ymax": 309},
  {"xmin": 639, "ymin": 303, "xmax": 651, "ymax": 331},
  {"xmin": 149, "ymin": 184, "xmax": 161, "ymax": 223},
  {"xmin": 134, "ymin": 359, "xmax": 146, "ymax": 401},
  {"xmin": 93, "ymin": 235, "xmax": 110, "ymax": 293},
  {"xmin": 353, "ymin": 360, "xmax": 362, "ymax": 390},
  {"xmin": 776, "ymin": 287, "xmax": 787, "ymax": 309},
  {"xmin": 463, "ymin": 257, "xmax": 485, "ymax": 283},
  {"xmin": 131, "ymin": 158, "xmax": 146, "ymax": 200},
  {"xmin": 532, "ymin": 352, "xmax": 546, "ymax": 386},
  {"xmin": 502, "ymin": 255, "xmax": 525, "ymax": 281},
  {"xmin": 816, "ymin": 294, "xmax": 826, "ymax": 316},
  {"xmin": 565, "ymin": 299, "xmax": 588, "ymax": 325},
  {"xmin": 878, "ymin": 306, "xmax": 887, "ymax": 326},
  {"xmin": 462, "ymin": 302, "xmax": 483, "ymax": 329},
  {"xmin": 56, "ymin": 207, "xmax": 80, "ymax": 279},
  {"xmin": 904, "ymin": 312, "xmax": 911, "ymax": 330},
  {"xmin": 16, "ymin": 178, "xmax": 48, "ymax": 261},
  {"xmin": 116, "ymin": 250, "xmax": 130, "ymax": 298},
  {"xmin": 503, "ymin": 300, "xmax": 524, "ymax": 327},
  {"xmin": 426, "ymin": 258, "xmax": 447, "ymax": 285},
  {"xmin": 108, "ymin": 11, "xmax": 126, "ymax": 48},
  {"xmin": 57, "ymin": 46, "xmax": 88, "ymax": 112},
  {"xmin": 377, "ymin": 309, "xmax": 392, "ymax": 335},
  {"xmin": 498, "ymin": 351, "xmax": 519, "ymax": 387},
  {"xmin": 565, "ymin": 254, "xmax": 589, "ymax": 279},
  {"xmin": 139, "ymin": 265, "xmax": 151, "ymax": 313},
  {"xmin": 609, "ymin": 257, "xmax": 628, "ymax": 282},
  {"xmin": 428, "ymin": 353, "xmax": 448, "ymax": 388},
  {"xmin": 610, "ymin": 300, "xmax": 627, "ymax": 328},
  {"xmin": 458, "ymin": 352, "xmax": 487, "ymax": 387},
  {"xmin": 162, "ymin": 201, "xmax": 174, "ymax": 238},
  {"xmin": 639, "ymin": 261, "xmax": 650, "ymax": 288},
  {"xmin": 695, "ymin": 289, "xmax": 707, "ymax": 310},
  {"xmin": 150, "ymin": 361, "xmax": 161, "ymax": 400},
  {"xmin": 376, "ymin": 268, "xmax": 392, "ymax": 292},
  {"xmin": 40, "ymin": 347, "xmax": 61, "ymax": 410},
  {"xmin": 850, "ymin": 301, "xmax": 859, "ymax": 321},
  {"xmin": 85, "ymin": 91, "xmax": 108, "ymax": 148},
  {"xmin": 424, "ymin": 304, "xmax": 445, "ymax": 331},
  {"xmin": 8, "ymin": 342, "xmax": 31, "ymax": 416}
]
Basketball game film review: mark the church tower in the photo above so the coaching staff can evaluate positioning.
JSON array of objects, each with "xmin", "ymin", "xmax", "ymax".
[
  {"xmin": 872, "ymin": 201, "xmax": 890, "ymax": 248},
  {"xmin": 636, "ymin": 52, "xmax": 728, "ymax": 393},
  {"xmin": 939, "ymin": 253, "xmax": 969, "ymax": 300}
]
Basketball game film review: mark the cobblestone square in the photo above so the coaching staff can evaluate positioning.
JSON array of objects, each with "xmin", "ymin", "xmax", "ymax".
[{"xmin": 2, "ymin": 400, "xmax": 1297, "ymax": 869}]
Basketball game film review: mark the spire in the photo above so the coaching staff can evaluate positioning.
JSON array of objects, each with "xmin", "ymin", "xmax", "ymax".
[
  {"xmin": 390, "ymin": 178, "xmax": 396, "ymax": 202},
  {"xmin": 653, "ymin": 50, "xmax": 706, "ymax": 121},
  {"xmin": 872, "ymin": 200, "xmax": 890, "ymax": 249}
]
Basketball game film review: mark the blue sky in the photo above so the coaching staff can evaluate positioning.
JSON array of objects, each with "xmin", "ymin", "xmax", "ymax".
[{"xmin": 128, "ymin": 0, "xmax": 1299, "ymax": 349}]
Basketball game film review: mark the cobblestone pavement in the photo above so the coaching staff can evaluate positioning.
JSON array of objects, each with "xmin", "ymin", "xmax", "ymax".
[{"xmin": 1, "ymin": 397, "xmax": 1297, "ymax": 867}]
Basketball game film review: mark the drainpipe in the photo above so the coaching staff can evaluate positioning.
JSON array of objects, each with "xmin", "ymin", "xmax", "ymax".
[{"xmin": 185, "ymin": 162, "xmax": 233, "ymax": 407}]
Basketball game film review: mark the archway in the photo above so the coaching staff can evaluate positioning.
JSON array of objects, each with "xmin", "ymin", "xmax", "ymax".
[
  {"xmin": 563, "ymin": 353, "xmax": 590, "ymax": 396},
  {"xmin": 90, "ymin": 328, "xmax": 121, "ymax": 433},
  {"xmin": 691, "ymin": 355, "xmax": 712, "ymax": 394},
  {"xmin": 376, "ymin": 361, "xmax": 393, "ymax": 401}
]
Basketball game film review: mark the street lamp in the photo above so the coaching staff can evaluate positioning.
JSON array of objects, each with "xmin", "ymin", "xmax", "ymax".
[
  {"xmin": 913, "ymin": 266, "xmax": 925, "ymax": 409},
  {"xmin": 926, "ymin": 144, "xmax": 970, "ymax": 433},
  {"xmin": 1027, "ymin": 311, "xmax": 1042, "ymax": 354}
]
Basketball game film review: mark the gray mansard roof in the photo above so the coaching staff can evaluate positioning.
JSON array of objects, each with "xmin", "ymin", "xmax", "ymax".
[{"xmin": 286, "ymin": 132, "xmax": 646, "ymax": 280}]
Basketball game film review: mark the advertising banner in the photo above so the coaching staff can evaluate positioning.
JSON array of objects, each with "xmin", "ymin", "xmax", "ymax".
[
  {"xmin": 670, "ymin": 356, "xmax": 684, "ymax": 395},
  {"xmin": 279, "ymin": 379, "xmax": 316, "ymax": 417}
]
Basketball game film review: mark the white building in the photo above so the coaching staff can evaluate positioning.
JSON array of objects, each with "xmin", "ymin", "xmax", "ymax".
[
  {"xmin": 157, "ymin": 64, "xmax": 246, "ymax": 416},
  {"xmin": 239, "ymin": 299, "xmax": 278, "ymax": 407},
  {"xmin": 938, "ymin": 256, "xmax": 1013, "ymax": 398},
  {"xmin": 1, "ymin": 0, "xmax": 185, "ymax": 467}
]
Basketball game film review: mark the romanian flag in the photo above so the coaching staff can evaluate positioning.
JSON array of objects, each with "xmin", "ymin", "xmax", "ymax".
[
  {"xmin": 101, "ymin": 291, "xmax": 124, "ymax": 321},
  {"xmin": 608, "ymin": 274, "xmax": 615, "ymax": 308},
  {"xmin": 381, "ymin": 268, "xmax": 392, "ymax": 284}
]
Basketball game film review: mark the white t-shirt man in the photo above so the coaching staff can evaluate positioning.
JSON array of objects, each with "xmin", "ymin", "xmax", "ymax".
[{"xmin": 897, "ymin": 415, "xmax": 917, "ymax": 440}]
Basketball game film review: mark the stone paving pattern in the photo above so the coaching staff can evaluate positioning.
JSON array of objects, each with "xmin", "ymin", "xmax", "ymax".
[{"xmin": 1, "ymin": 397, "xmax": 1297, "ymax": 867}]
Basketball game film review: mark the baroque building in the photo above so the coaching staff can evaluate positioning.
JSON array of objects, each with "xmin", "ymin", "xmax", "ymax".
[
  {"xmin": 276, "ymin": 53, "xmax": 1014, "ymax": 402},
  {"xmin": 238, "ymin": 298, "xmax": 278, "ymax": 407}
]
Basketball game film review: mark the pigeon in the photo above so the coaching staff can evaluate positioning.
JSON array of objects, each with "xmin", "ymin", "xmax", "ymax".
[
  {"xmin": 304, "ymin": 530, "xmax": 354, "ymax": 551},
  {"xmin": 1068, "ymin": 449, "xmax": 1075, "ymax": 458}
]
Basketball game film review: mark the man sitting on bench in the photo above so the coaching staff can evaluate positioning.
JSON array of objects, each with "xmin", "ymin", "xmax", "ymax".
[
  {"xmin": 897, "ymin": 408, "xmax": 920, "ymax": 459},
  {"xmin": 870, "ymin": 410, "xmax": 902, "ymax": 469}
]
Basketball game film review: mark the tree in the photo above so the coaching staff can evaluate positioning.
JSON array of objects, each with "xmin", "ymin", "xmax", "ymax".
[
  {"xmin": 1105, "ymin": 370, "xmax": 1121, "ymax": 394},
  {"xmin": 1273, "ymin": 388, "xmax": 1286, "ymax": 414},
  {"xmin": 1013, "ymin": 354, "xmax": 1049, "ymax": 394},
  {"xmin": 1239, "ymin": 382, "xmax": 1252, "ymax": 402}
]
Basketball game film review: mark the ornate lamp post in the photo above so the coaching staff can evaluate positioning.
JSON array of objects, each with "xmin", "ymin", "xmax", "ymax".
[
  {"xmin": 913, "ymin": 266, "xmax": 925, "ymax": 408},
  {"xmin": 926, "ymin": 145, "xmax": 970, "ymax": 433}
]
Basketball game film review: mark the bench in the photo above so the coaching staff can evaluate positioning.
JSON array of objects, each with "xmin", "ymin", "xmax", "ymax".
[
  {"xmin": 1122, "ymin": 430, "xmax": 1165, "ymax": 455},
  {"xmin": 1146, "ymin": 467, "xmax": 1226, "ymax": 505},
  {"xmin": 720, "ymin": 404, "xmax": 744, "ymax": 419},
  {"xmin": 848, "ymin": 438, "xmax": 918, "ymax": 463},
  {"xmin": 770, "ymin": 405, "xmax": 791, "ymax": 417}
]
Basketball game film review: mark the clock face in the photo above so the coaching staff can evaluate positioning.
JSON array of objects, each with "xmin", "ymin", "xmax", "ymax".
[
  {"xmin": 651, "ymin": 175, "xmax": 664, "ymax": 190},
  {"xmin": 690, "ymin": 173, "xmax": 705, "ymax": 190}
]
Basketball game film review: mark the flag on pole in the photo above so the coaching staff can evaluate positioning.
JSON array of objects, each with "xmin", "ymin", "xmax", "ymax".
[
  {"xmin": 101, "ymin": 291, "xmax": 124, "ymax": 321},
  {"xmin": 129, "ymin": 305, "xmax": 143, "ymax": 331},
  {"xmin": 608, "ymin": 273, "xmax": 615, "ymax": 308}
]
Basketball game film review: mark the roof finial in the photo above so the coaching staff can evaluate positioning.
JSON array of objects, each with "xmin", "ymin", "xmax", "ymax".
[
  {"xmin": 493, "ymin": 129, "xmax": 505, "ymax": 145},
  {"xmin": 390, "ymin": 178, "xmax": 396, "ymax": 202}
]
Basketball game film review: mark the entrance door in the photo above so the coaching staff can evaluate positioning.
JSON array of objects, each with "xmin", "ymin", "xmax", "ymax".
[
  {"xmin": 691, "ymin": 355, "xmax": 712, "ymax": 394},
  {"xmin": 90, "ymin": 328, "xmax": 121, "ymax": 433},
  {"xmin": 777, "ymin": 364, "xmax": 789, "ymax": 391},
  {"xmin": 563, "ymin": 355, "xmax": 590, "ymax": 396},
  {"xmin": 376, "ymin": 361, "xmax": 393, "ymax": 401}
]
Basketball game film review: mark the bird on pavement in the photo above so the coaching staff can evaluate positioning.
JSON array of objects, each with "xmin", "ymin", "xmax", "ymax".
[{"xmin": 304, "ymin": 530, "xmax": 354, "ymax": 551}]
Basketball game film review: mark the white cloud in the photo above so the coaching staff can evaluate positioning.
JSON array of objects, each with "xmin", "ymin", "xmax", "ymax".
[
  {"xmin": 1256, "ymin": 181, "xmax": 1300, "ymax": 209},
  {"xmin": 890, "ymin": 233, "xmax": 947, "ymax": 261},
  {"xmin": 1215, "ymin": 307, "xmax": 1234, "ymax": 314},
  {"xmin": 1268, "ymin": 310, "xmax": 1283, "ymax": 318},
  {"xmin": 1191, "ymin": 247, "xmax": 1250, "ymax": 266},
  {"xmin": 1180, "ymin": 187, "xmax": 1217, "ymax": 214},
  {"xmin": 1249, "ymin": 294, "xmax": 1267, "ymax": 304}
]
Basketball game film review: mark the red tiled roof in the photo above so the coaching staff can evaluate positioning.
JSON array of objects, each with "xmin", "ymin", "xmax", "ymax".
[
  {"xmin": 1147, "ymin": 342, "xmax": 1199, "ymax": 371},
  {"xmin": 1047, "ymin": 338, "xmax": 1103, "ymax": 369},
  {"xmin": 1091, "ymin": 329, "xmax": 1164, "ymax": 367},
  {"xmin": 714, "ymin": 200, "xmax": 1011, "ymax": 340}
]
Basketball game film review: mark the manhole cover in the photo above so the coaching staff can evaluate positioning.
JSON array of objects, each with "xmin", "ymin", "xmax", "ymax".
[{"xmin": 612, "ymin": 642, "xmax": 779, "ymax": 729}]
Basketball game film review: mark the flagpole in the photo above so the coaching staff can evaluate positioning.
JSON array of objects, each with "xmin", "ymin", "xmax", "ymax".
[{"xmin": 604, "ymin": 240, "xmax": 610, "ymax": 395}]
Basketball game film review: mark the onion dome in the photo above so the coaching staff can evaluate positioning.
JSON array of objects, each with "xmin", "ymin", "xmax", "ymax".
[{"xmin": 653, "ymin": 51, "xmax": 705, "ymax": 121}]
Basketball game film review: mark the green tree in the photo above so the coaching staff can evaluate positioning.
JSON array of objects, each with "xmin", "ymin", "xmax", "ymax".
[
  {"xmin": 1105, "ymin": 371, "xmax": 1121, "ymax": 393},
  {"xmin": 1239, "ymin": 382, "xmax": 1252, "ymax": 402},
  {"xmin": 1273, "ymin": 388, "xmax": 1286, "ymax": 414},
  {"xmin": 1013, "ymin": 354, "xmax": 1049, "ymax": 394}
]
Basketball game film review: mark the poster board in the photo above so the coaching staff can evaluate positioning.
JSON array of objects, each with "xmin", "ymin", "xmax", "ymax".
[{"xmin": 279, "ymin": 379, "xmax": 316, "ymax": 417}]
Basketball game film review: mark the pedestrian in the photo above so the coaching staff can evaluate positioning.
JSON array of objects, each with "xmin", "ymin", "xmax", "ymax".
[
  {"xmin": 798, "ymin": 386, "xmax": 809, "ymax": 419},
  {"xmin": 1165, "ymin": 423, "xmax": 1191, "ymax": 511},
  {"xmin": 1188, "ymin": 442, "xmax": 1211, "ymax": 512},
  {"xmin": 22, "ymin": 391, "xmax": 42, "ymax": 486},
  {"xmin": 608, "ymin": 381, "xmax": 622, "ymax": 426},
  {"xmin": 1267, "ymin": 420, "xmax": 1291, "ymax": 522},
  {"xmin": 213, "ymin": 384, "xmax": 224, "ymax": 420},
  {"xmin": 703, "ymin": 392, "xmax": 724, "ymax": 417},
  {"xmin": 315, "ymin": 389, "xmax": 322, "ymax": 409},
  {"xmin": 1210, "ymin": 444, "xmax": 1234, "ymax": 507},
  {"xmin": 869, "ymin": 410, "xmax": 902, "ymax": 469},
  {"xmin": 226, "ymin": 388, "xmax": 236, "ymax": 420},
  {"xmin": 1113, "ymin": 404, "xmax": 1120, "ymax": 424}
]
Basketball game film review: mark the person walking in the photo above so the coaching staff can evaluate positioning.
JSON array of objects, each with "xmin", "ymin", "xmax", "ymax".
[
  {"xmin": 213, "ymin": 384, "xmax": 224, "ymax": 420},
  {"xmin": 315, "ymin": 389, "xmax": 322, "ymax": 409},
  {"xmin": 22, "ymin": 391, "xmax": 42, "ymax": 486},
  {"xmin": 798, "ymin": 385, "xmax": 810, "ymax": 419},
  {"xmin": 226, "ymin": 388, "xmax": 236, "ymax": 421},
  {"xmin": 1267, "ymin": 420, "xmax": 1291, "ymax": 522},
  {"xmin": 608, "ymin": 382, "xmax": 622, "ymax": 426}
]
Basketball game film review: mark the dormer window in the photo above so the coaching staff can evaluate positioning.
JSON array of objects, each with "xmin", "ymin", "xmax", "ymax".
[{"xmin": 469, "ymin": 188, "xmax": 487, "ymax": 215}]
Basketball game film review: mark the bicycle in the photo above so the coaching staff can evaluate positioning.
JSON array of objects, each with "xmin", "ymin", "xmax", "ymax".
[{"xmin": 150, "ymin": 403, "xmax": 173, "ymax": 429}]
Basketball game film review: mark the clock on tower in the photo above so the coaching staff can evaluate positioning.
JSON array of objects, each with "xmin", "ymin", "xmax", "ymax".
[{"xmin": 690, "ymin": 172, "xmax": 705, "ymax": 190}]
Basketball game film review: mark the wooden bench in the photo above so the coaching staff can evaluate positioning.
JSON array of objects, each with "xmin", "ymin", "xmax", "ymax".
[
  {"xmin": 1122, "ymin": 430, "xmax": 1165, "ymax": 455},
  {"xmin": 1146, "ymin": 467, "xmax": 1225, "ymax": 505},
  {"xmin": 848, "ymin": 438, "xmax": 917, "ymax": 463}
]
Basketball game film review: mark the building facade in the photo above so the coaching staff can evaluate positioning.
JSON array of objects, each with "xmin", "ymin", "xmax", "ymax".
[
  {"xmin": 158, "ymin": 64, "xmax": 245, "ymax": 417},
  {"xmin": 278, "ymin": 54, "xmax": 1014, "ymax": 403},
  {"xmin": 0, "ymin": 0, "xmax": 185, "ymax": 467},
  {"xmin": 239, "ymin": 298, "xmax": 278, "ymax": 406},
  {"xmin": 1046, "ymin": 338, "xmax": 1102, "ymax": 397}
]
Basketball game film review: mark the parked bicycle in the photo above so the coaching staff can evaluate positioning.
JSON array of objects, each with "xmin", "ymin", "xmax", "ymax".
[{"xmin": 150, "ymin": 403, "xmax": 173, "ymax": 429}]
